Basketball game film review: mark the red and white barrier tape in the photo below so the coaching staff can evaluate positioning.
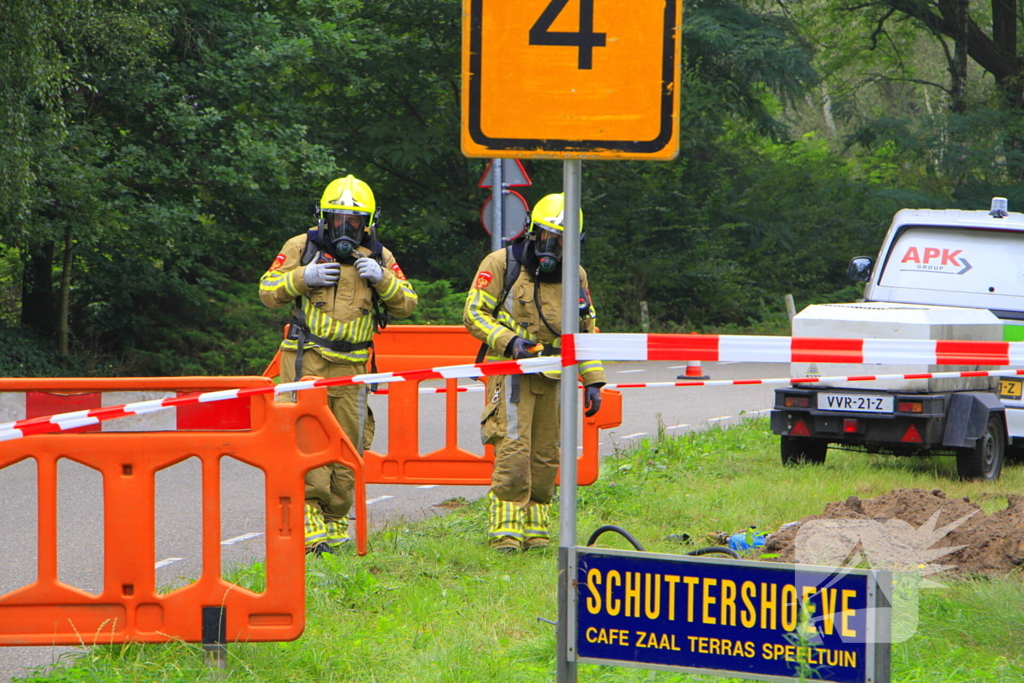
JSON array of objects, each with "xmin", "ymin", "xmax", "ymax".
[
  {"xmin": 0, "ymin": 357, "xmax": 559, "ymax": 442},
  {"xmin": 565, "ymin": 333, "xmax": 1024, "ymax": 366},
  {"xmin": 8, "ymin": 332, "xmax": 1024, "ymax": 442},
  {"xmin": 383, "ymin": 368, "xmax": 1024, "ymax": 394},
  {"xmin": 603, "ymin": 368, "xmax": 1024, "ymax": 389}
]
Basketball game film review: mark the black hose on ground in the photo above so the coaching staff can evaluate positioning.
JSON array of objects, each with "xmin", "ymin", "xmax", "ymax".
[
  {"xmin": 585, "ymin": 525, "xmax": 646, "ymax": 551},
  {"xmin": 686, "ymin": 546, "xmax": 741, "ymax": 559},
  {"xmin": 585, "ymin": 527, "xmax": 742, "ymax": 559}
]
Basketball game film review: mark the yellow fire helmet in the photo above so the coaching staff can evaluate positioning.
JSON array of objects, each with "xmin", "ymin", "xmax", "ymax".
[
  {"xmin": 528, "ymin": 193, "xmax": 584, "ymax": 273},
  {"xmin": 318, "ymin": 175, "xmax": 378, "ymax": 256},
  {"xmin": 320, "ymin": 174, "xmax": 376, "ymax": 221},
  {"xmin": 527, "ymin": 192, "xmax": 584, "ymax": 237}
]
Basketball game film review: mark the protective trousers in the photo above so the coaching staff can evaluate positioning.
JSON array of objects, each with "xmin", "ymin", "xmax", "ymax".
[
  {"xmin": 276, "ymin": 348, "xmax": 375, "ymax": 547},
  {"xmin": 481, "ymin": 373, "xmax": 559, "ymax": 545}
]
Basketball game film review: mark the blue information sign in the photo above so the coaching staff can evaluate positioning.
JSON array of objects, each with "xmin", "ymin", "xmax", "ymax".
[{"xmin": 575, "ymin": 548, "xmax": 890, "ymax": 683}]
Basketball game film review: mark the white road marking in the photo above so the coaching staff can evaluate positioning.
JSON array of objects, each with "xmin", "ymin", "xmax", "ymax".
[
  {"xmin": 155, "ymin": 557, "xmax": 184, "ymax": 569},
  {"xmin": 621, "ymin": 432, "xmax": 648, "ymax": 439},
  {"xmin": 221, "ymin": 532, "xmax": 263, "ymax": 546},
  {"xmin": 708, "ymin": 416, "xmax": 731, "ymax": 422},
  {"xmin": 666, "ymin": 424, "xmax": 690, "ymax": 430},
  {"xmin": 667, "ymin": 365, "xmax": 688, "ymax": 370},
  {"xmin": 367, "ymin": 495, "xmax": 394, "ymax": 505},
  {"xmin": 417, "ymin": 485, "xmax": 438, "ymax": 489},
  {"xmin": 616, "ymin": 369, "xmax": 646, "ymax": 374}
]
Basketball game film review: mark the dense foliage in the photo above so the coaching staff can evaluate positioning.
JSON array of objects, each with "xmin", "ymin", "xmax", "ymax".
[{"xmin": 3, "ymin": 0, "xmax": 1023, "ymax": 375}]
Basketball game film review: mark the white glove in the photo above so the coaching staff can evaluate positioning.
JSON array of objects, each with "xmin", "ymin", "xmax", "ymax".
[
  {"xmin": 354, "ymin": 256, "xmax": 384, "ymax": 284},
  {"xmin": 304, "ymin": 262, "xmax": 341, "ymax": 287}
]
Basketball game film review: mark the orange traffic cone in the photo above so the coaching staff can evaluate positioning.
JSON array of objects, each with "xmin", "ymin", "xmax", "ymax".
[{"xmin": 677, "ymin": 359, "xmax": 709, "ymax": 380}]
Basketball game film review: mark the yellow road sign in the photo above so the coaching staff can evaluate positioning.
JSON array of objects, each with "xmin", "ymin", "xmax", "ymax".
[{"xmin": 462, "ymin": 0, "xmax": 682, "ymax": 160}]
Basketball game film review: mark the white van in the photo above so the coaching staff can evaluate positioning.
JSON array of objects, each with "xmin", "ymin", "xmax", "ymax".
[{"xmin": 770, "ymin": 198, "xmax": 1024, "ymax": 480}]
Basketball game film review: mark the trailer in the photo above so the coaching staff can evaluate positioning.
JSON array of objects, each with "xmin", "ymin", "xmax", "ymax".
[{"xmin": 770, "ymin": 198, "xmax": 1024, "ymax": 480}]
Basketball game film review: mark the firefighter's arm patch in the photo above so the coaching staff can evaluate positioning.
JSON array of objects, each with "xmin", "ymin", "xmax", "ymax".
[
  {"xmin": 475, "ymin": 271, "xmax": 494, "ymax": 289},
  {"xmin": 390, "ymin": 263, "xmax": 407, "ymax": 280},
  {"xmin": 268, "ymin": 253, "xmax": 286, "ymax": 271}
]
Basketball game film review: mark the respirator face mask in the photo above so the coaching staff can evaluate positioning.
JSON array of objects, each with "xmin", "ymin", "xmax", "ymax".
[
  {"xmin": 323, "ymin": 210, "xmax": 368, "ymax": 257},
  {"xmin": 533, "ymin": 225, "xmax": 563, "ymax": 273}
]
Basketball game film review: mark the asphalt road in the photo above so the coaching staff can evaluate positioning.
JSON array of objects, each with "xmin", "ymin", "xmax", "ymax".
[{"xmin": 0, "ymin": 360, "xmax": 780, "ymax": 681}]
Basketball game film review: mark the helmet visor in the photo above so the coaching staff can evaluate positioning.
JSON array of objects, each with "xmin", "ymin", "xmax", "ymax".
[
  {"xmin": 534, "ymin": 224, "xmax": 563, "ymax": 262},
  {"xmin": 324, "ymin": 209, "xmax": 369, "ymax": 252},
  {"xmin": 325, "ymin": 210, "xmax": 368, "ymax": 235}
]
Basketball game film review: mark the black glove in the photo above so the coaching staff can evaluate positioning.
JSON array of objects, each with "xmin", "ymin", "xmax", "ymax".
[
  {"xmin": 584, "ymin": 383, "xmax": 604, "ymax": 417},
  {"xmin": 507, "ymin": 336, "xmax": 540, "ymax": 360}
]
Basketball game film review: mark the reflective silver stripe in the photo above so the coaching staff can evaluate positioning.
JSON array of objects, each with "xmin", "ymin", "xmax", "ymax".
[
  {"xmin": 504, "ymin": 377, "xmax": 519, "ymax": 441},
  {"xmin": 355, "ymin": 384, "xmax": 368, "ymax": 456}
]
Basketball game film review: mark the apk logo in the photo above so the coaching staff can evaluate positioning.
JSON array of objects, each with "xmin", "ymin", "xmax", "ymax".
[{"xmin": 900, "ymin": 246, "xmax": 972, "ymax": 274}]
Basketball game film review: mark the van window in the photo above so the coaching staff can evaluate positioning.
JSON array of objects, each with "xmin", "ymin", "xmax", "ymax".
[{"xmin": 877, "ymin": 226, "xmax": 1024, "ymax": 312}]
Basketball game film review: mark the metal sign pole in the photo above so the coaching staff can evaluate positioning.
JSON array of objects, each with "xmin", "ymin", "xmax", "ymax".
[
  {"xmin": 556, "ymin": 158, "xmax": 582, "ymax": 683},
  {"xmin": 490, "ymin": 159, "xmax": 504, "ymax": 251}
]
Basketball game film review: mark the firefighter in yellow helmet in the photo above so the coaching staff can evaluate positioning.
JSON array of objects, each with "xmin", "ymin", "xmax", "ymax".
[
  {"xmin": 463, "ymin": 192, "xmax": 605, "ymax": 553},
  {"xmin": 259, "ymin": 175, "xmax": 418, "ymax": 554}
]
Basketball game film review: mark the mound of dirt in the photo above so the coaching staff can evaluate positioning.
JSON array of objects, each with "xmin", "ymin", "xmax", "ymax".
[{"xmin": 762, "ymin": 488, "xmax": 1024, "ymax": 576}]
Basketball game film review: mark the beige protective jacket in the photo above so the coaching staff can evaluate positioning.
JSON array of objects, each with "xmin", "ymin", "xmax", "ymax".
[
  {"xmin": 260, "ymin": 232, "xmax": 418, "ymax": 364},
  {"xmin": 463, "ymin": 248, "xmax": 605, "ymax": 386}
]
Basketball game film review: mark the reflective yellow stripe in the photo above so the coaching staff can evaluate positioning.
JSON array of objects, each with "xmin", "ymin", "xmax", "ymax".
[
  {"xmin": 467, "ymin": 289, "xmax": 511, "ymax": 350},
  {"xmin": 524, "ymin": 503, "xmax": 550, "ymax": 538},
  {"xmin": 397, "ymin": 279, "xmax": 418, "ymax": 301},
  {"xmin": 487, "ymin": 492, "xmax": 524, "ymax": 538},
  {"xmin": 304, "ymin": 504, "xmax": 328, "ymax": 545},
  {"xmin": 259, "ymin": 269, "xmax": 302, "ymax": 300},
  {"xmin": 379, "ymin": 273, "xmax": 401, "ymax": 299},
  {"xmin": 279, "ymin": 298, "xmax": 377, "ymax": 364}
]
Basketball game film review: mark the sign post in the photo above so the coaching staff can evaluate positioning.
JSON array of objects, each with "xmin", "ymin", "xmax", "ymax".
[
  {"xmin": 490, "ymin": 159, "xmax": 503, "ymax": 251},
  {"xmin": 556, "ymin": 159, "xmax": 582, "ymax": 681},
  {"xmin": 479, "ymin": 159, "xmax": 533, "ymax": 244},
  {"xmin": 462, "ymin": 2, "xmax": 683, "ymax": 680}
]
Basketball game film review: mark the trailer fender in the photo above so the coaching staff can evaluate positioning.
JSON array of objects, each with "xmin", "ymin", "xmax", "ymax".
[{"xmin": 942, "ymin": 392, "xmax": 1005, "ymax": 448}]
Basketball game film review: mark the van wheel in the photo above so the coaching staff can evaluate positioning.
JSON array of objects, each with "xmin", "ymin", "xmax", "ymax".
[
  {"xmin": 955, "ymin": 414, "xmax": 1006, "ymax": 481},
  {"xmin": 781, "ymin": 436, "xmax": 828, "ymax": 465}
]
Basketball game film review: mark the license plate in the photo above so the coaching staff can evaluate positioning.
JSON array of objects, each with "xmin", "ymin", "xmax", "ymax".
[
  {"xmin": 816, "ymin": 393, "xmax": 894, "ymax": 413},
  {"xmin": 999, "ymin": 378, "xmax": 1023, "ymax": 400}
]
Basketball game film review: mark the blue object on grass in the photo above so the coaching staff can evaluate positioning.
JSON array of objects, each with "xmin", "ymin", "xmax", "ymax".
[{"xmin": 727, "ymin": 531, "xmax": 768, "ymax": 551}]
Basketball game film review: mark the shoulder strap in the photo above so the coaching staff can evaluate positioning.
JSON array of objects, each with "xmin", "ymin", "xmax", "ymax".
[
  {"xmin": 299, "ymin": 229, "xmax": 320, "ymax": 266},
  {"xmin": 475, "ymin": 246, "xmax": 520, "ymax": 363},
  {"xmin": 493, "ymin": 245, "xmax": 520, "ymax": 316}
]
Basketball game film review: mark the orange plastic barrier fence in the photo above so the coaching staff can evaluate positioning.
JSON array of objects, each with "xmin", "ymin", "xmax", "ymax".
[
  {"xmin": 0, "ymin": 377, "xmax": 360, "ymax": 646},
  {"xmin": 262, "ymin": 325, "xmax": 620, "ymax": 555},
  {"xmin": 263, "ymin": 325, "xmax": 622, "ymax": 488}
]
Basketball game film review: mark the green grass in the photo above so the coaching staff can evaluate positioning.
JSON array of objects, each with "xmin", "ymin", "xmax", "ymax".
[{"xmin": 17, "ymin": 418, "xmax": 1024, "ymax": 682}]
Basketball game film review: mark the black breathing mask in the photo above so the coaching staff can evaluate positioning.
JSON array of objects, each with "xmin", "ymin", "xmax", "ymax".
[
  {"xmin": 533, "ymin": 226, "xmax": 563, "ymax": 273},
  {"xmin": 322, "ymin": 210, "xmax": 368, "ymax": 257}
]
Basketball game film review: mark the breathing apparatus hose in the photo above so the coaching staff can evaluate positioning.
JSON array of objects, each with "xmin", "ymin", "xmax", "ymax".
[
  {"xmin": 586, "ymin": 525, "xmax": 645, "ymax": 551},
  {"xmin": 585, "ymin": 525, "xmax": 741, "ymax": 559}
]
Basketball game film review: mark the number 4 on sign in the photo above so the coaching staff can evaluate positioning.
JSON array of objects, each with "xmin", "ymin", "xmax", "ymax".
[{"xmin": 529, "ymin": 0, "xmax": 607, "ymax": 69}]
